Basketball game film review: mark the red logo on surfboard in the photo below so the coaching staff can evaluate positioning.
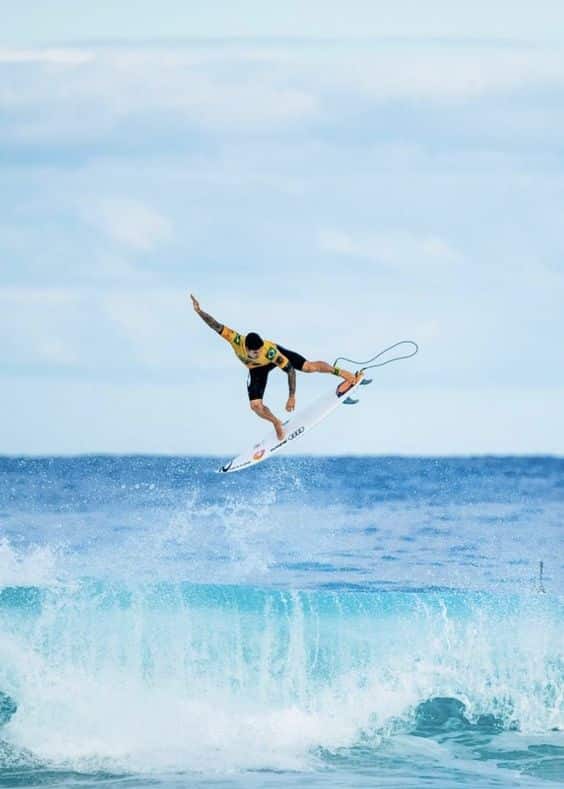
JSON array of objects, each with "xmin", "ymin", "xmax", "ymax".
[{"xmin": 253, "ymin": 448, "xmax": 266, "ymax": 461}]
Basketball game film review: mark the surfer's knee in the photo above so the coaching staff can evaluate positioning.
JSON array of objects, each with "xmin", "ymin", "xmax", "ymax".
[
  {"xmin": 302, "ymin": 361, "xmax": 315, "ymax": 373},
  {"xmin": 249, "ymin": 399, "xmax": 264, "ymax": 413}
]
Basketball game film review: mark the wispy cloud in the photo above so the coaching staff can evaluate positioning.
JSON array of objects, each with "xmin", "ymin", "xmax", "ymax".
[
  {"xmin": 0, "ymin": 287, "xmax": 83, "ymax": 368},
  {"xmin": 2, "ymin": 42, "xmax": 563, "ymax": 152},
  {"xmin": 318, "ymin": 48, "xmax": 564, "ymax": 101},
  {"xmin": 0, "ymin": 48, "xmax": 94, "ymax": 65},
  {"xmin": 0, "ymin": 46, "xmax": 319, "ymax": 145},
  {"xmin": 318, "ymin": 229, "xmax": 462, "ymax": 267},
  {"xmin": 84, "ymin": 198, "xmax": 173, "ymax": 252}
]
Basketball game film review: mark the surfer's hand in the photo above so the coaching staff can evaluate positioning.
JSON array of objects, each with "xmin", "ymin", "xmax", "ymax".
[
  {"xmin": 190, "ymin": 293, "xmax": 201, "ymax": 313},
  {"xmin": 285, "ymin": 396, "xmax": 296, "ymax": 412}
]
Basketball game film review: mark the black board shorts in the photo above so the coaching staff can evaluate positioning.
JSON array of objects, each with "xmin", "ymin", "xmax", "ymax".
[{"xmin": 247, "ymin": 345, "xmax": 306, "ymax": 401}]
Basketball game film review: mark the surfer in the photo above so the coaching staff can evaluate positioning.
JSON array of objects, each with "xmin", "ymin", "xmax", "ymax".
[{"xmin": 190, "ymin": 294, "xmax": 359, "ymax": 440}]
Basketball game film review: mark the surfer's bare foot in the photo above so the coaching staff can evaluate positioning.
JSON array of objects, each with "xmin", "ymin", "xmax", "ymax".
[
  {"xmin": 275, "ymin": 421, "xmax": 286, "ymax": 441},
  {"xmin": 337, "ymin": 371, "xmax": 362, "ymax": 394}
]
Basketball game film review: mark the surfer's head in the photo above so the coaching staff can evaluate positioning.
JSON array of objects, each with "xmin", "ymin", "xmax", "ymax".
[{"xmin": 245, "ymin": 332, "xmax": 263, "ymax": 358}]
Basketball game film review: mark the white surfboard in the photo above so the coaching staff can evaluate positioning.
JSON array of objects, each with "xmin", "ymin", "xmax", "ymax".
[{"xmin": 218, "ymin": 374, "xmax": 370, "ymax": 473}]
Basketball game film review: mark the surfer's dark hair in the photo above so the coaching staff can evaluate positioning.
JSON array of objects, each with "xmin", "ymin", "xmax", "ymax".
[{"xmin": 246, "ymin": 332, "xmax": 263, "ymax": 350}]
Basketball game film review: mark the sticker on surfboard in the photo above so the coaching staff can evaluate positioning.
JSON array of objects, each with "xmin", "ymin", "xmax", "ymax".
[{"xmin": 219, "ymin": 373, "xmax": 369, "ymax": 473}]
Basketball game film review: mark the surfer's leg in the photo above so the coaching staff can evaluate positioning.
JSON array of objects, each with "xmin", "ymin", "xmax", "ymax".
[
  {"xmin": 249, "ymin": 400, "xmax": 285, "ymax": 441},
  {"xmin": 302, "ymin": 360, "xmax": 359, "ymax": 392},
  {"xmin": 248, "ymin": 366, "xmax": 285, "ymax": 440},
  {"xmin": 277, "ymin": 345, "xmax": 359, "ymax": 392}
]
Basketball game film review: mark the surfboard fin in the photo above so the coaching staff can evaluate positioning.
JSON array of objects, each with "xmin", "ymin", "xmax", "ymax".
[{"xmin": 343, "ymin": 396, "xmax": 359, "ymax": 405}]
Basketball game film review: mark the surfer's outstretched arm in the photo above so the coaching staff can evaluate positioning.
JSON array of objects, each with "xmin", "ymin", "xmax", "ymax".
[{"xmin": 190, "ymin": 294, "xmax": 223, "ymax": 334}]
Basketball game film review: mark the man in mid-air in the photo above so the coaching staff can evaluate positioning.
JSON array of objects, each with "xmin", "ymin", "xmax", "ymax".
[{"xmin": 190, "ymin": 294, "xmax": 359, "ymax": 440}]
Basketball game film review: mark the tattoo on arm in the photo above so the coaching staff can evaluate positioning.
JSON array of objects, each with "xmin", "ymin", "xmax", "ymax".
[
  {"xmin": 198, "ymin": 309, "xmax": 223, "ymax": 334},
  {"xmin": 287, "ymin": 365, "xmax": 296, "ymax": 396}
]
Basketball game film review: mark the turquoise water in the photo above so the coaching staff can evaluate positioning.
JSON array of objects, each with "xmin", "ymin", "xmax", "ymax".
[{"xmin": 0, "ymin": 456, "xmax": 563, "ymax": 786}]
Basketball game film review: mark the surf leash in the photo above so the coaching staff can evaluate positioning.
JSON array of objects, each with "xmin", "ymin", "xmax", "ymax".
[{"xmin": 333, "ymin": 340, "xmax": 419, "ymax": 373}]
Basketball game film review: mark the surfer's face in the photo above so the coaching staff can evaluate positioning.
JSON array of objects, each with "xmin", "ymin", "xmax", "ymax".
[{"xmin": 247, "ymin": 349, "xmax": 261, "ymax": 360}]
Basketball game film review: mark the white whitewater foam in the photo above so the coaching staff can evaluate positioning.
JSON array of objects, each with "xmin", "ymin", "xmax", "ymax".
[{"xmin": 0, "ymin": 538, "xmax": 64, "ymax": 588}]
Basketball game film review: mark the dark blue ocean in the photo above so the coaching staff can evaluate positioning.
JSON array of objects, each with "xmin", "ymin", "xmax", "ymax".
[{"xmin": 0, "ymin": 456, "xmax": 563, "ymax": 788}]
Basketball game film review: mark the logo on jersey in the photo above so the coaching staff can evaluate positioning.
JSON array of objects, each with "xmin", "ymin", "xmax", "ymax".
[
  {"xmin": 266, "ymin": 347, "xmax": 276, "ymax": 361},
  {"xmin": 234, "ymin": 334, "xmax": 242, "ymax": 345}
]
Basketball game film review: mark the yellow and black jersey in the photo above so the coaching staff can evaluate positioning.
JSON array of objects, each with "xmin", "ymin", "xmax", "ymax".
[{"xmin": 220, "ymin": 326, "xmax": 290, "ymax": 370}]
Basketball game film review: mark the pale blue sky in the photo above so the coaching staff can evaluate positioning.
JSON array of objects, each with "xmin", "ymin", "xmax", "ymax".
[
  {"xmin": 5, "ymin": 1, "xmax": 564, "ymax": 44},
  {"xmin": 1, "ymin": 3, "xmax": 564, "ymax": 455}
]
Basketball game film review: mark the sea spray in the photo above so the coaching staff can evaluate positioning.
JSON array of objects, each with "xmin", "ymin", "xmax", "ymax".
[{"xmin": 1, "ymin": 581, "xmax": 562, "ymax": 772}]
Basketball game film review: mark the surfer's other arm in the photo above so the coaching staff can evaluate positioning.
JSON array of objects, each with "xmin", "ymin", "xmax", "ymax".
[
  {"xmin": 190, "ymin": 294, "xmax": 223, "ymax": 334},
  {"xmin": 284, "ymin": 363, "xmax": 296, "ymax": 412}
]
